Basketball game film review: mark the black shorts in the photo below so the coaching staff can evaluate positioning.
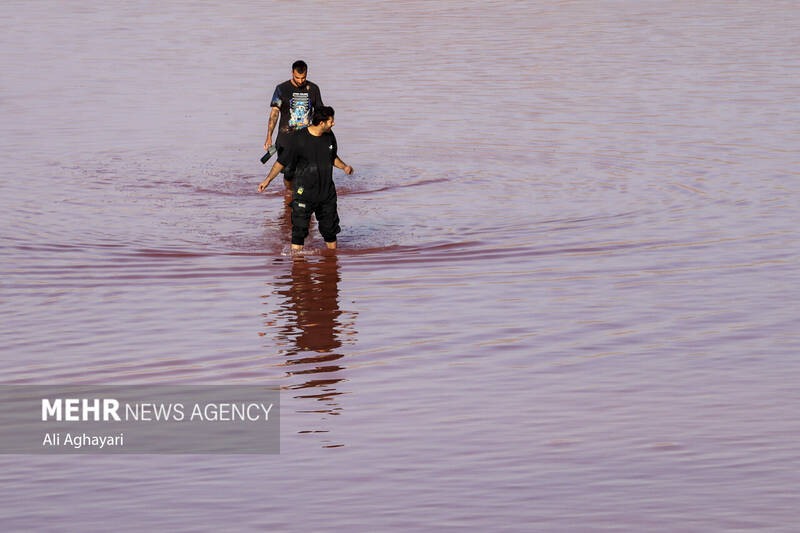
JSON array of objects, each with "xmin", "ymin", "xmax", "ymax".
[{"xmin": 290, "ymin": 197, "xmax": 340, "ymax": 245}]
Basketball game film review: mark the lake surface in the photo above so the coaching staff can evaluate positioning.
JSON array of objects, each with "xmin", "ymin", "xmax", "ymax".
[{"xmin": 1, "ymin": 1, "xmax": 799, "ymax": 530}]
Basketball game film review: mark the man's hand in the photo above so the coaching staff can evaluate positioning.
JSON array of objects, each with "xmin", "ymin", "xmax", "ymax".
[
  {"xmin": 264, "ymin": 140, "xmax": 272, "ymax": 151},
  {"xmin": 258, "ymin": 161, "xmax": 285, "ymax": 193},
  {"xmin": 334, "ymin": 157, "xmax": 353, "ymax": 175}
]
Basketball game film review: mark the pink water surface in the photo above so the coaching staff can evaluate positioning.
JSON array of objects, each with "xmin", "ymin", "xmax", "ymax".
[{"xmin": 1, "ymin": 1, "xmax": 799, "ymax": 531}]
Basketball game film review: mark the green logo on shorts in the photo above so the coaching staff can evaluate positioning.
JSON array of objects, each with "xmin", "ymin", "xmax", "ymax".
[{"xmin": 297, "ymin": 187, "xmax": 304, "ymax": 195}]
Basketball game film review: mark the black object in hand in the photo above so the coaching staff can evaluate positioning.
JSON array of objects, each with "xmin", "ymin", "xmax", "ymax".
[{"xmin": 260, "ymin": 145, "xmax": 278, "ymax": 164}]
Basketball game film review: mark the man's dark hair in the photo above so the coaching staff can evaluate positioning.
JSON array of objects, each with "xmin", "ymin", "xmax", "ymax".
[
  {"xmin": 312, "ymin": 106, "xmax": 335, "ymax": 126},
  {"xmin": 292, "ymin": 60, "xmax": 308, "ymax": 74}
]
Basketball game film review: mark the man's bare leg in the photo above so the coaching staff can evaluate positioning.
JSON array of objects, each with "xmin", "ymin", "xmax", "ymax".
[
  {"xmin": 325, "ymin": 241, "xmax": 337, "ymax": 249},
  {"xmin": 291, "ymin": 244, "xmax": 303, "ymax": 251}
]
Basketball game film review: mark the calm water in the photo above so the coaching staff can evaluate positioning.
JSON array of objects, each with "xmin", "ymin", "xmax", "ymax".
[{"xmin": 2, "ymin": 1, "xmax": 799, "ymax": 530}]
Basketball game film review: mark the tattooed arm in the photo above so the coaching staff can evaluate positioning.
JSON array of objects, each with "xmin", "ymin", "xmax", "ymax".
[{"xmin": 264, "ymin": 107, "xmax": 280, "ymax": 150}]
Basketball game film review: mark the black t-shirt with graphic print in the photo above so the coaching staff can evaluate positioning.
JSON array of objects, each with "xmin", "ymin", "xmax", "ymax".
[
  {"xmin": 270, "ymin": 80, "xmax": 324, "ymax": 140},
  {"xmin": 277, "ymin": 128, "xmax": 338, "ymax": 202}
]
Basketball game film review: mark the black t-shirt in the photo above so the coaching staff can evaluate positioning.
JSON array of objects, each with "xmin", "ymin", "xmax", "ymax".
[
  {"xmin": 277, "ymin": 128, "xmax": 338, "ymax": 202},
  {"xmin": 269, "ymin": 80, "xmax": 324, "ymax": 139}
]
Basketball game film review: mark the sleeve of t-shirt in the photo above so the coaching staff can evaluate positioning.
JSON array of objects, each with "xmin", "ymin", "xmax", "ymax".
[
  {"xmin": 330, "ymin": 132, "xmax": 338, "ymax": 163},
  {"xmin": 277, "ymin": 132, "xmax": 299, "ymax": 168},
  {"xmin": 269, "ymin": 85, "xmax": 282, "ymax": 109}
]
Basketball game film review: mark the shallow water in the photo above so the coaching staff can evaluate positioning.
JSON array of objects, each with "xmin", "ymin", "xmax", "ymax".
[{"xmin": 1, "ymin": 1, "xmax": 799, "ymax": 531}]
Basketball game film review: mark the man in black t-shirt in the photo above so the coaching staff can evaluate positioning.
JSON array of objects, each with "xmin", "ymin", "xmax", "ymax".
[
  {"xmin": 263, "ymin": 60, "xmax": 324, "ymax": 194},
  {"xmin": 258, "ymin": 106, "xmax": 354, "ymax": 250}
]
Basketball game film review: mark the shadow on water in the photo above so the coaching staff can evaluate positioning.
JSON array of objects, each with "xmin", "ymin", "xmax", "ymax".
[{"xmin": 266, "ymin": 252, "xmax": 357, "ymax": 448}]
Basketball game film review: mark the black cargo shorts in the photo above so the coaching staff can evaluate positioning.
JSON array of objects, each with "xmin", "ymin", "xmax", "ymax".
[{"xmin": 290, "ymin": 197, "xmax": 341, "ymax": 245}]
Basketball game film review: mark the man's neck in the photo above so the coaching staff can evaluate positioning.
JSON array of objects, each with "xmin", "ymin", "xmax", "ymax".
[{"xmin": 307, "ymin": 125, "xmax": 324, "ymax": 136}]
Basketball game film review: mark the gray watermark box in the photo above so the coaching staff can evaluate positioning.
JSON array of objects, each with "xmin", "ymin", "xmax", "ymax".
[{"xmin": 0, "ymin": 385, "xmax": 280, "ymax": 454}]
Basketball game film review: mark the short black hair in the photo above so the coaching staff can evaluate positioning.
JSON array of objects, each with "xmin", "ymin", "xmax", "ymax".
[
  {"xmin": 292, "ymin": 60, "xmax": 308, "ymax": 74},
  {"xmin": 312, "ymin": 106, "xmax": 335, "ymax": 126}
]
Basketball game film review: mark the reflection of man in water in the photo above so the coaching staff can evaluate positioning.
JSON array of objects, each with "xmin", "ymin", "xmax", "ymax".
[
  {"xmin": 270, "ymin": 254, "xmax": 356, "ymax": 441},
  {"xmin": 281, "ymin": 254, "xmax": 344, "ymax": 353}
]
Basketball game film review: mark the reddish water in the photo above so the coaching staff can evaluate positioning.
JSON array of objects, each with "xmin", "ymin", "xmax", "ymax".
[{"xmin": 2, "ymin": 1, "xmax": 799, "ymax": 530}]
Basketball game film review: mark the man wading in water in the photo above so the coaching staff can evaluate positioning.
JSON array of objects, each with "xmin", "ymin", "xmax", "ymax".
[
  {"xmin": 258, "ymin": 106, "xmax": 354, "ymax": 250},
  {"xmin": 264, "ymin": 60, "xmax": 324, "ymax": 203}
]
